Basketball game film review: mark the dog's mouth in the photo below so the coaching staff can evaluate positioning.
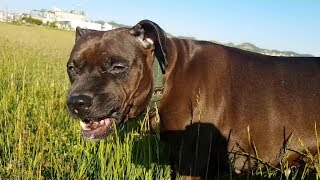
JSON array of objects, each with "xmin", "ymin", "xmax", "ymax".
[{"xmin": 79, "ymin": 117, "xmax": 115, "ymax": 140}]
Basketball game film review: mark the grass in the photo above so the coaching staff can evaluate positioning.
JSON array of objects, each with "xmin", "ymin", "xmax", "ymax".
[
  {"xmin": 0, "ymin": 22, "xmax": 319, "ymax": 179},
  {"xmin": 0, "ymin": 23, "xmax": 170, "ymax": 179}
]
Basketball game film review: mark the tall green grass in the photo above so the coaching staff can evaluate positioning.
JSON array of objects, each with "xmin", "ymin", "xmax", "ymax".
[{"xmin": 0, "ymin": 23, "xmax": 170, "ymax": 179}]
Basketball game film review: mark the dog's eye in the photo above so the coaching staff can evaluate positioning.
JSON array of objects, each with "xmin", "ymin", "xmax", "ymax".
[
  {"xmin": 67, "ymin": 63, "xmax": 77, "ymax": 83},
  {"xmin": 67, "ymin": 64, "xmax": 75, "ymax": 72},
  {"xmin": 110, "ymin": 63, "xmax": 128, "ymax": 74},
  {"xmin": 67, "ymin": 61, "xmax": 80, "ymax": 72}
]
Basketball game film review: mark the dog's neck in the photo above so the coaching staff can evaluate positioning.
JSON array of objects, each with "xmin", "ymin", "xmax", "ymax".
[{"xmin": 161, "ymin": 38, "xmax": 193, "ymax": 86}]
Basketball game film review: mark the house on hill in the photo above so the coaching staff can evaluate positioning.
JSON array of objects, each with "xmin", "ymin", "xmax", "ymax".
[
  {"xmin": 30, "ymin": 8, "xmax": 112, "ymax": 31},
  {"xmin": 0, "ymin": 11, "xmax": 28, "ymax": 22}
]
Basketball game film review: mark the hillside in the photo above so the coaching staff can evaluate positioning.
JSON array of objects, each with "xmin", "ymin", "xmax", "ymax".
[{"xmin": 225, "ymin": 42, "xmax": 313, "ymax": 57}]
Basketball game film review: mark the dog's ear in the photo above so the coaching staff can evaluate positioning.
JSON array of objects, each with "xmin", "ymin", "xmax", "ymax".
[
  {"xmin": 130, "ymin": 20, "xmax": 168, "ymax": 74},
  {"xmin": 75, "ymin": 27, "xmax": 96, "ymax": 43}
]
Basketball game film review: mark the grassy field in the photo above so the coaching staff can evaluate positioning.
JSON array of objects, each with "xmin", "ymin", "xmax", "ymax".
[{"xmin": 0, "ymin": 23, "xmax": 170, "ymax": 179}]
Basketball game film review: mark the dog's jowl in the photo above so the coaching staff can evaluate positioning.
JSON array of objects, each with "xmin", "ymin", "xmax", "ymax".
[{"xmin": 67, "ymin": 20, "xmax": 320, "ymax": 179}]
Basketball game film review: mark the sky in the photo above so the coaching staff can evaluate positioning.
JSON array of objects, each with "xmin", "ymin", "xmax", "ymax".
[{"xmin": 1, "ymin": 0, "xmax": 319, "ymax": 56}]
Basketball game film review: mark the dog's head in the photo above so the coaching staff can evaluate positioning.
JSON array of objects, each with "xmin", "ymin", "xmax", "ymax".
[{"xmin": 66, "ymin": 20, "xmax": 167, "ymax": 140}]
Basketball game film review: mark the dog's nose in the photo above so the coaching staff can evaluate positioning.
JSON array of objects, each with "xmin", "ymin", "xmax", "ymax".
[{"xmin": 67, "ymin": 94, "xmax": 93, "ymax": 113}]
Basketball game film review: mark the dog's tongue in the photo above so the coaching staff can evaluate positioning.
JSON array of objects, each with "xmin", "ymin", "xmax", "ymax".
[{"xmin": 80, "ymin": 118, "xmax": 112, "ymax": 140}]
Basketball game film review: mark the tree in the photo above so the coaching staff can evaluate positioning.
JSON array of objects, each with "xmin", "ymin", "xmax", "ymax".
[{"xmin": 95, "ymin": 20, "xmax": 105, "ymax": 25}]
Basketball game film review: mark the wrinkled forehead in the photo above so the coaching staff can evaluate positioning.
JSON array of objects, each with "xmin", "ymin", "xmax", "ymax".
[{"xmin": 70, "ymin": 29, "xmax": 140, "ymax": 63}]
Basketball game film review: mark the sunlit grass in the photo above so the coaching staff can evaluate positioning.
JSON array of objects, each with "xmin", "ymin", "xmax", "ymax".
[{"xmin": 0, "ymin": 23, "xmax": 170, "ymax": 179}]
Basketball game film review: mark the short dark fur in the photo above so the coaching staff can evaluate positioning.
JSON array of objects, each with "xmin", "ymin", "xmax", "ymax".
[{"xmin": 67, "ymin": 20, "xmax": 320, "ymax": 179}]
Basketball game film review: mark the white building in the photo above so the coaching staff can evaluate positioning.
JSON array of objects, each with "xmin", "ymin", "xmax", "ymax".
[
  {"xmin": 0, "ymin": 11, "xmax": 5, "ymax": 22},
  {"xmin": 30, "ymin": 8, "xmax": 112, "ymax": 31},
  {"xmin": 0, "ymin": 11, "xmax": 27, "ymax": 22},
  {"xmin": 102, "ymin": 22, "xmax": 113, "ymax": 31},
  {"xmin": 57, "ymin": 20, "xmax": 102, "ymax": 30}
]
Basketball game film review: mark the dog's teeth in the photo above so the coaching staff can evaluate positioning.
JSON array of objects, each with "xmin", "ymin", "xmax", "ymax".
[
  {"xmin": 79, "ymin": 121, "xmax": 87, "ymax": 128},
  {"xmin": 80, "ymin": 121, "xmax": 90, "ymax": 130},
  {"xmin": 80, "ymin": 121, "xmax": 86, "ymax": 127}
]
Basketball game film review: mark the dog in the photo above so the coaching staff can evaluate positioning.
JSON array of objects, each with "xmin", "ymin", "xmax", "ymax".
[{"xmin": 66, "ymin": 19, "xmax": 320, "ymax": 179}]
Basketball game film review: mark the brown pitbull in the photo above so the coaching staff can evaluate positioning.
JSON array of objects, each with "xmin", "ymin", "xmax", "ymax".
[{"xmin": 66, "ymin": 20, "xmax": 320, "ymax": 179}]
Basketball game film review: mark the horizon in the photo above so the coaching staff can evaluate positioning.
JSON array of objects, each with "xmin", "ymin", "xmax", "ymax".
[{"xmin": 1, "ymin": 0, "xmax": 319, "ymax": 56}]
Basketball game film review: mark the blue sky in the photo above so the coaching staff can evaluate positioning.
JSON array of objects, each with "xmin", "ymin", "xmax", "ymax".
[{"xmin": 1, "ymin": 0, "xmax": 319, "ymax": 56}]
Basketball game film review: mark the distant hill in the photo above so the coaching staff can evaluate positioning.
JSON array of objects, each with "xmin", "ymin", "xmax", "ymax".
[
  {"xmin": 108, "ymin": 21, "xmax": 131, "ymax": 29},
  {"xmin": 176, "ymin": 36, "xmax": 197, "ymax": 40},
  {"xmin": 226, "ymin": 42, "xmax": 313, "ymax": 57},
  {"xmin": 108, "ymin": 21, "xmax": 313, "ymax": 57}
]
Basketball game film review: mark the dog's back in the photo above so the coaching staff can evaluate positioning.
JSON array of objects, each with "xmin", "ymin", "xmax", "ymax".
[{"xmin": 160, "ymin": 38, "xmax": 320, "ymax": 173}]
